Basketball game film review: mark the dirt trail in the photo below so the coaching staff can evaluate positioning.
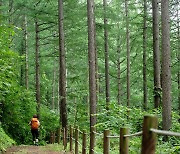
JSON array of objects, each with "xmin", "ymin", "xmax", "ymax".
[{"xmin": 3, "ymin": 145, "xmax": 73, "ymax": 154}]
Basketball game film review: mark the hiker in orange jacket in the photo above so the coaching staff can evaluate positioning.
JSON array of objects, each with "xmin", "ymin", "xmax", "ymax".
[{"xmin": 29, "ymin": 114, "xmax": 40, "ymax": 145}]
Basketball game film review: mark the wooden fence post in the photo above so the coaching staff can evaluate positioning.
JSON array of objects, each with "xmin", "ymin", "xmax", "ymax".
[
  {"xmin": 53, "ymin": 131, "xmax": 55, "ymax": 143},
  {"xmin": 70, "ymin": 125, "xmax": 73, "ymax": 151},
  {"xmin": 75, "ymin": 126, "xmax": 79, "ymax": 154},
  {"xmin": 57, "ymin": 127, "xmax": 61, "ymax": 144},
  {"xmin": 103, "ymin": 129, "xmax": 110, "ymax": 154},
  {"xmin": 141, "ymin": 115, "xmax": 158, "ymax": 154},
  {"xmin": 63, "ymin": 127, "xmax": 65, "ymax": 149},
  {"xmin": 90, "ymin": 126, "xmax": 95, "ymax": 154},
  {"xmin": 120, "ymin": 127, "xmax": 129, "ymax": 154},
  {"xmin": 50, "ymin": 131, "xmax": 55, "ymax": 144},
  {"xmin": 82, "ymin": 129, "xmax": 87, "ymax": 154}
]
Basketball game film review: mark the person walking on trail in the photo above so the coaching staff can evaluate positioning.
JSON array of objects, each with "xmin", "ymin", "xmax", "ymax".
[{"xmin": 29, "ymin": 114, "xmax": 40, "ymax": 145}]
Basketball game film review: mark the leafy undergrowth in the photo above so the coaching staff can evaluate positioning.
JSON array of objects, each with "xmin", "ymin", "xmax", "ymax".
[
  {"xmin": 0, "ymin": 126, "xmax": 16, "ymax": 152},
  {"xmin": 70, "ymin": 102, "xmax": 180, "ymax": 153}
]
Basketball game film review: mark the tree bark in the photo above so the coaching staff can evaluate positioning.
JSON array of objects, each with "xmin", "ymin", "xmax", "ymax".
[
  {"xmin": 161, "ymin": 0, "xmax": 172, "ymax": 131},
  {"xmin": 152, "ymin": 0, "xmax": 161, "ymax": 108},
  {"xmin": 8, "ymin": 0, "xmax": 13, "ymax": 25},
  {"xmin": 24, "ymin": 15, "xmax": 29, "ymax": 89},
  {"xmin": 20, "ymin": 39, "xmax": 24, "ymax": 86},
  {"xmin": 8, "ymin": 0, "xmax": 13, "ymax": 47},
  {"xmin": 73, "ymin": 98, "xmax": 78, "ymax": 127},
  {"xmin": 58, "ymin": 0, "xmax": 67, "ymax": 147},
  {"xmin": 57, "ymin": 80, "xmax": 60, "ymax": 113},
  {"xmin": 125, "ymin": 0, "xmax": 130, "ymax": 107},
  {"xmin": 52, "ymin": 62, "xmax": 57, "ymax": 110},
  {"xmin": 177, "ymin": 0, "xmax": 180, "ymax": 119},
  {"xmin": 117, "ymin": 23, "xmax": 121, "ymax": 105},
  {"xmin": 87, "ymin": 0, "xmax": 96, "ymax": 153},
  {"xmin": 103, "ymin": 0, "xmax": 110, "ymax": 109},
  {"xmin": 94, "ymin": 15, "xmax": 99, "ymax": 104},
  {"xmin": 143, "ymin": 0, "xmax": 147, "ymax": 110},
  {"xmin": 35, "ymin": 19, "xmax": 41, "ymax": 119}
]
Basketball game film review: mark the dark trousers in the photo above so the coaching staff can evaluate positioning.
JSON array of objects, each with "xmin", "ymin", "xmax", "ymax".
[{"xmin": 31, "ymin": 129, "xmax": 39, "ymax": 141}]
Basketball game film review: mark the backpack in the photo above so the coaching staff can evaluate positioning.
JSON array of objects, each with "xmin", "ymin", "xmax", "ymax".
[{"xmin": 31, "ymin": 118, "xmax": 39, "ymax": 129}]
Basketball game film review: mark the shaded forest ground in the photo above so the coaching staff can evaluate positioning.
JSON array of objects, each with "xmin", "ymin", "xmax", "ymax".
[{"xmin": 3, "ymin": 145, "xmax": 73, "ymax": 154}]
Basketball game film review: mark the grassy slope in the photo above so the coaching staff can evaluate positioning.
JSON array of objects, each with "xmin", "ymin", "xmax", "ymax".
[{"xmin": 0, "ymin": 126, "xmax": 16, "ymax": 151}]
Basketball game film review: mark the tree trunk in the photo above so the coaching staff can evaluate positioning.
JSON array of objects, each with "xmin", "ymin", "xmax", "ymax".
[
  {"xmin": 177, "ymin": 1, "xmax": 180, "ymax": 119},
  {"xmin": 92, "ymin": 1, "xmax": 98, "ymax": 104},
  {"xmin": 116, "ymin": 1, "xmax": 121, "ymax": 105},
  {"xmin": 125, "ymin": 0, "xmax": 130, "ymax": 107},
  {"xmin": 94, "ymin": 15, "xmax": 99, "ymax": 104},
  {"xmin": 20, "ymin": 39, "xmax": 24, "ymax": 86},
  {"xmin": 24, "ymin": 15, "xmax": 29, "ymax": 89},
  {"xmin": 58, "ymin": 0, "xmax": 67, "ymax": 147},
  {"xmin": 103, "ymin": 0, "xmax": 110, "ymax": 109},
  {"xmin": 152, "ymin": 0, "xmax": 161, "ymax": 108},
  {"xmin": 8, "ymin": 0, "xmax": 13, "ymax": 47},
  {"xmin": 8, "ymin": 0, "xmax": 13, "ymax": 25},
  {"xmin": 57, "ymin": 81, "xmax": 59, "ymax": 113},
  {"xmin": 87, "ymin": 0, "xmax": 96, "ymax": 153},
  {"xmin": 117, "ymin": 23, "xmax": 121, "ymax": 105},
  {"xmin": 73, "ymin": 98, "xmax": 78, "ymax": 127},
  {"xmin": 35, "ymin": 19, "xmax": 41, "ymax": 119},
  {"xmin": 143, "ymin": 0, "xmax": 147, "ymax": 110},
  {"xmin": 161, "ymin": 0, "xmax": 172, "ymax": 131},
  {"xmin": 95, "ymin": 48, "xmax": 99, "ymax": 102},
  {"xmin": 52, "ymin": 62, "xmax": 56, "ymax": 110}
]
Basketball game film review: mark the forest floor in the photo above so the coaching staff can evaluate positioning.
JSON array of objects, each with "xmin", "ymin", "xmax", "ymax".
[{"xmin": 3, "ymin": 144, "xmax": 73, "ymax": 154}]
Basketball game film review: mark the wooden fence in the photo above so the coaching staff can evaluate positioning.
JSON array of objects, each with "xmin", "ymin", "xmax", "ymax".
[{"xmin": 59, "ymin": 115, "xmax": 180, "ymax": 154}]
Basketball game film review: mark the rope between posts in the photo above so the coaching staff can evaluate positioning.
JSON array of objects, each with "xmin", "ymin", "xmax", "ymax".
[
  {"xmin": 78, "ymin": 129, "xmax": 83, "ymax": 134},
  {"xmin": 124, "ymin": 131, "xmax": 142, "ymax": 137},
  {"xmin": 93, "ymin": 131, "xmax": 103, "ymax": 136},
  {"xmin": 77, "ymin": 141, "xmax": 82, "ymax": 146},
  {"xmin": 86, "ymin": 134, "xmax": 90, "ymax": 139},
  {"xmin": 72, "ymin": 138, "xmax": 75, "ymax": 141},
  {"xmin": 150, "ymin": 129, "xmax": 180, "ymax": 137},
  {"xmin": 91, "ymin": 149, "xmax": 98, "ymax": 154},
  {"xmin": 107, "ymin": 135, "xmax": 119, "ymax": 138}
]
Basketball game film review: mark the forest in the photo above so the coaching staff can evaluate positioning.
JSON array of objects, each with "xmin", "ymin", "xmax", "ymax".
[{"xmin": 0, "ymin": 0, "xmax": 179, "ymax": 153}]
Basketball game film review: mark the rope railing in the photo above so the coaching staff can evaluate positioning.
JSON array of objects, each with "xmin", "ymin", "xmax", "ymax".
[
  {"xmin": 77, "ymin": 141, "xmax": 82, "ymax": 146},
  {"xmin": 107, "ymin": 135, "xmax": 119, "ymax": 138},
  {"xmin": 68, "ymin": 125, "xmax": 89, "ymax": 154},
  {"xmin": 78, "ymin": 129, "xmax": 83, "ymax": 134},
  {"xmin": 124, "ymin": 131, "xmax": 142, "ymax": 137},
  {"xmin": 91, "ymin": 148, "xmax": 98, "ymax": 154},
  {"xmin": 58, "ymin": 115, "xmax": 180, "ymax": 154},
  {"xmin": 150, "ymin": 128, "xmax": 180, "ymax": 137},
  {"xmin": 93, "ymin": 131, "xmax": 103, "ymax": 136},
  {"xmin": 86, "ymin": 134, "xmax": 90, "ymax": 139}
]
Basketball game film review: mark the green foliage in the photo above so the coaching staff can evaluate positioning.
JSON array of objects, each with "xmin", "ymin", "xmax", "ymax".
[
  {"xmin": 0, "ymin": 0, "xmax": 179, "ymax": 153},
  {"xmin": 0, "ymin": 23, "xmax": 36, "ymax": 144},
  {"xmin": 0, "ymin": 126, "xmax": 16, "ymax": 151},
  {"xmin": 1, "ymin": 88, "xmax": 37, "ymax": 144},
  {"xmin": 70, "ymin": 101, "xmax": 180, "ymax": 153},
  {"xmin": 40, "ymin": 105, "xmax": 59, "ymax": 144},
  {"xmin": 95, "ymin": 102, "xmax": 145, "ymax": 134},
  {"xmin": 0, "ymin": 20, "xmax": 59, "ymax": 145},
  {"xmin": 94, "ymin": 103, "xmax": 180, "ymax": 153}
]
